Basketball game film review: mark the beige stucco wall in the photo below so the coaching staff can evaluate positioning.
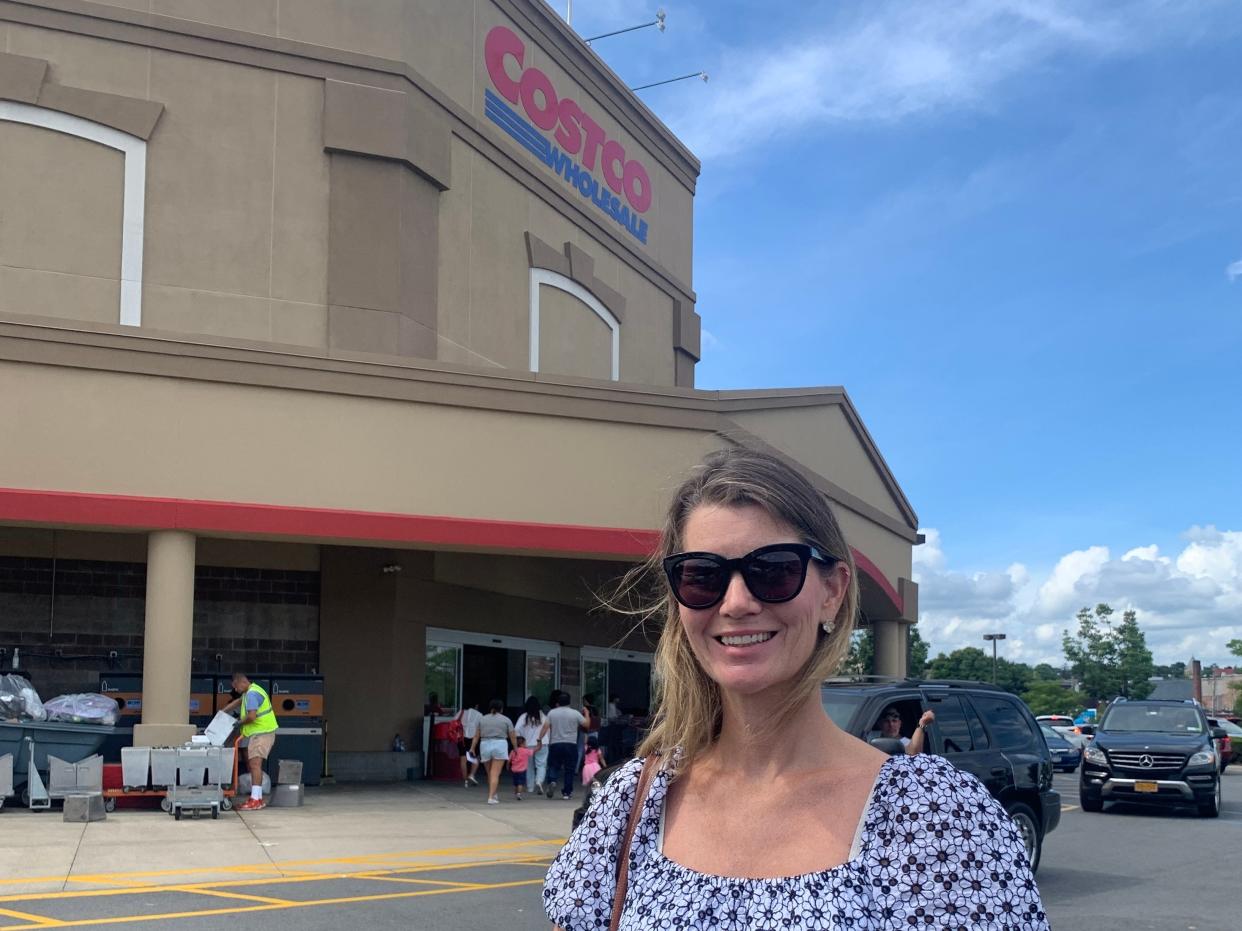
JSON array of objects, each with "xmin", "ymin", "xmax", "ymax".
[
  {"xmin": 538, "ymin": 285, "xmax": 612, "ymax": 380},
  {"xmin": 0, "ymin": 122, "xmax": 123, "ymax": 324},
  {"xmin": 0, "ymin": 360, "xmax": 721, "ymax": 532},
  {"xmin": 2, "ymin": 3, "xmax": 694, "ymax": 386},
  {"xmin": 730, "ymin": 406, "xmax": 908, "ymax": 524}
]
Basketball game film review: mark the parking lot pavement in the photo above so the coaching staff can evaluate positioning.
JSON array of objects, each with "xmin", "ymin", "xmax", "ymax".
[
  {"xmin": 0, "ymin": 778, "xmax": 568, "ymax": 930},
  {"xmin": 1038, "ymin": 768, "xmax": 1242, "ymax": 930},
  {"xmin": 4, "ymin": 768, "xmax": 1239, "ymax": 930}
]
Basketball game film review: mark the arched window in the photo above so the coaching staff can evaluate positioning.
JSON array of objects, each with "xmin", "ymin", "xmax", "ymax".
[
  {"xmin": 527, "ymin": 268, "xmax": 620, "ymax": 381},
  {"xmin": 0, "ymin": 101, "xmax": 147, "ymax": 327}
]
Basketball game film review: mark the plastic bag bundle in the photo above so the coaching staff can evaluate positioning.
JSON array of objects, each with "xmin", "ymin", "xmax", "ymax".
[
  {"xmin": 0, "ymin": 674, "xmax": 47, "ymax": 722},
  {"xmin": 44, "ymin": 693, "xmax": 119, "ymax": 726}
]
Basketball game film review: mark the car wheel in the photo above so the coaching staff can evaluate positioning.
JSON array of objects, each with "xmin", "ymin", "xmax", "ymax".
[
  {"xmin": 1079, "ymin": 790, "xmax": 1103, "ymax": 813},
  {"xmin": 1198, "ymin": 779, "xmax": 1221, "ymax": 818},
  {"xmin": 1005, "ymin": 802, "xmax": 1042, "ymax": 873}
]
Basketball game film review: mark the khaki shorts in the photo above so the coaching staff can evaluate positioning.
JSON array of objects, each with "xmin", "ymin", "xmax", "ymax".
[{"xmin": 245, "ymin": 732, "xmax": 276, "ymax": 760}]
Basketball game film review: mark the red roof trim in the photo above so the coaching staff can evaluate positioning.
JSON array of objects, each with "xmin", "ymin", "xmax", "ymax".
[{"xmin": 0, "ymin": 487, "xmax": 901, "ymax": 608}]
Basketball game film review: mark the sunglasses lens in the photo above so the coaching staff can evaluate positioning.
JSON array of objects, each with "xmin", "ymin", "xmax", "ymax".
[
  {"xmin": 743, "ymin": 549, "xmax": 807, "ymax": 601},
  {"xmin": 671, "ymin": 558, "xmax": 728, "ymax": 608}
]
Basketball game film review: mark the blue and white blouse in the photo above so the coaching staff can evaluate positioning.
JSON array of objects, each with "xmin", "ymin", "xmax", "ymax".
[{"xmin": 543, "ymin": 753, "xmax": 1049, "ymax": 930}]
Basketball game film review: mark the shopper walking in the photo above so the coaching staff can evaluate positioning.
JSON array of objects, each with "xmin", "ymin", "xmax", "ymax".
[
  {"xmin": 509, "ymin": 736, "xmax": 534, "ymax": 799},
  {"xmin": 470, "ymin": 699, "xmax": 515, "ymax": 804},
  {"xmin": 538, "ymin": 692, "xmax": 586, "ymax": 800},
  {"xmin": 580, "ymin": 735, "xmax": 606, "ymax": 785},
  {"xmin": 543, "ymin": 448, "xmax": 1048, "ymax": 929},
  {"xmin": 219, "ymin": 671, "xmax": 278, "ymax": 811},
  {"xmin": 457, "ymin": 699, "xmax": 483, "ymax": 787},
  {"xmin": 515, "ymin": 695, "xmax": 548, "ymax": 795}
]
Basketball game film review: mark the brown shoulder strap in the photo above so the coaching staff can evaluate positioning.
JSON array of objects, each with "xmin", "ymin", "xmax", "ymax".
[{"xmin": 608, "ymin": 754, "xmax": 662, "ymax": 931}]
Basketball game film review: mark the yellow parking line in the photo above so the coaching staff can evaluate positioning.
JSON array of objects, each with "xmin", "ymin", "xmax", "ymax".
[
  {"xmin": 354, "ymin": 877, "xmax": 486, "ymax": 889},
  {"xmin": 0, "ymin": 907, "xmax": 64, "ymax": 927},
  {"xmin": 0, "ymin": 855, "xmax": 552, "ymax": 904},
  {"xmin": 0, "ymin": 877, "xmax": 546, "ymax": 930},
  {"xmin": 0, "ymin": 838, "xmax": 566, "ymax": 890},
  {"xmin": 167, "ymin": 888, "xmax": 293, "ymax": 906},
  {"xmin": 1061, "ymin": 804, "xmax": 1079, "ymax": 812}
]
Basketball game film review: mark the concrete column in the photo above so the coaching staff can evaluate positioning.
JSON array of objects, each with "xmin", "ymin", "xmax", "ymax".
[
  {"xmin": 133, "ymin": 530, "xmax": 197, "ymax": 747},
  {"xmin": 873, "ymin": 618, "xmax": 908, "ymax": 679}
]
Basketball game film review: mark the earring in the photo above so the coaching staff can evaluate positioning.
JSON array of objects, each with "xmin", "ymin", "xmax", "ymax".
[{"xmin": 821, "ymin": 620, "xmax": 835, "ymax": 635}]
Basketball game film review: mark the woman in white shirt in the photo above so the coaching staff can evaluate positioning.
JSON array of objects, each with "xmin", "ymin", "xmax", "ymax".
[{"xmin": 515, "ymin": 695, "xmax": 548, "ymax": 795}]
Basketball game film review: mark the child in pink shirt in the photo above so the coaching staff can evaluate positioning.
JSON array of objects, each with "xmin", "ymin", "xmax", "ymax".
[
  {"xmin": 581, "ymin": 736, "xmax": 606, "ymax": 785},
  {"xmin": 509, "ymin": 736, "xmax": 534, "ymax": 799}
]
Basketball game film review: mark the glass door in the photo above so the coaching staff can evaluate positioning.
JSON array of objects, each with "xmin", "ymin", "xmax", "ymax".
[
  {"xmin": 526, "ymin": 651, "xmax": 558, "ymax": 708},
  {"xmin": 425, "ymin": 641, "xmax": 462, "ymax": 713},
  {"xmin": 582, "ymin": 658, "xmax": 608, "ymax": 708}
]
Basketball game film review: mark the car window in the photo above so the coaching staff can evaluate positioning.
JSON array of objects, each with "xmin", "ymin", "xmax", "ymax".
[
  {"xmin": 974, "ymin": 696, "xmax": 1036, "ymax": 752},
  {"xmin": 927, "ymin": 695, "xmax": 975, "ymax": 753},
  {"xmin": 819, "ymin": 692, "xmax": 864, "ymax": 730},
  {"xmin": 1103, "ymin": 704, "xmax": 1204, "ymax": 734},
  {"xmin": 961, "ymin": 696, "xmax": 991, "ymax": 750}
]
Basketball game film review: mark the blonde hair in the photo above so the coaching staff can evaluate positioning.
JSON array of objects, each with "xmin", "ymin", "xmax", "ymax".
[{"xmin": 631, "ymin": 447, "xmax": 859, "ymax": 767}]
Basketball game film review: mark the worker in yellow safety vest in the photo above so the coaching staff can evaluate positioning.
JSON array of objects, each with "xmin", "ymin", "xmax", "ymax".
[{"xmin": 220, "ymin": 671, "xmax": 279, "ymax": 811}]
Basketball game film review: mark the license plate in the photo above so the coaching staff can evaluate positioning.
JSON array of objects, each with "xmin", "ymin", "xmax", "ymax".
[{"xmin": 1134, "ymin": 781, "xmax": 1158, "ymax": 793}]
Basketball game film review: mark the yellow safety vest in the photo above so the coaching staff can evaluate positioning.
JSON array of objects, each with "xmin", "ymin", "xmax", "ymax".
[{"xmin": 240, "ymin": 684, "xmax": 279, "ymax": 738}]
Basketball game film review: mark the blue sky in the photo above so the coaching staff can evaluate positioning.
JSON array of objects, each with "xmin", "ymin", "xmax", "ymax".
[{"xmin": 564, "ymin": 1, "xmax": 1242, "ymax": 667}]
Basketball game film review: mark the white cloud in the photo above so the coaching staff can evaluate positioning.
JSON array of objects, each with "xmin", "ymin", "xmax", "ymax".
[
  {"xmin": 1226, "ymin": 258, "xmax": 1242, "ymax": 282},
  {"xmin": 666, "ymin": 0, "xmax": 1233, "ymax": 159},
  {"xmin": 915, "ymin": 525, "xmax": 1242, "ymax": 667}
]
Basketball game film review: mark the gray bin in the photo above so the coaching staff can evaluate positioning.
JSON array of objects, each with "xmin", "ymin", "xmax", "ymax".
[
  {"xmin": 176, "ymin": 747, "xmax": 208, "ymax": 786},
  {"xmin": 0, "ymin": 753, "xmax": 12, "ymax": 800},
  {"xmin": 205, "ymin": 747, "xmax": 235, "ymax": 786},
  {"xmin": 120, "ymin": 747, "xmax": 150, "ymax": 789},
  {"xmin": 150, "ymin": 748, "xmax": 178, "ymax": 787},
  {"xmin": 48, "ymin": 754, "xmax": 102, "ymax": 793}
]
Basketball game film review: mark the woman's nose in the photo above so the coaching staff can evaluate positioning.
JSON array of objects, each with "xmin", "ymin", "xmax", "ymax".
[{"xmin": 718, "ymin": 570, "xmax": 759, "ymax": 615}]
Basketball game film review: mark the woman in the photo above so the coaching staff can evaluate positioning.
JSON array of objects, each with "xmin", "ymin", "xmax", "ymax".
[
  {"xmin": 515, "ymin": 695, "xmax": 548, "ymax": 795},
  {"xmin": 470, "ymin": 698, "xmax": 516, "ymax": 805},
  {"xmin": 544, "ymin": 448, "xmax": 1048, "ymax": 929}
]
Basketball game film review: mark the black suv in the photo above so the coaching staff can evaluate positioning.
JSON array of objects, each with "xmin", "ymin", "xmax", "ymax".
[
  {"xmin": 818, "ymin": 679, "xmax": 1059, "ymax": 872},
  {"xmin": 574, "ymin": 678, "xmax": 1060, "ymax": 872},
  {"xmin": 1079, "ymin": 698, "xmax": 1224, "ymax": 817}
]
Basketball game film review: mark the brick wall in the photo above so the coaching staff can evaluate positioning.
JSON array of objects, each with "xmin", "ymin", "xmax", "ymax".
[{"xmin": 0, "ymin": 556, "xmax": 319, "ymax": 698}]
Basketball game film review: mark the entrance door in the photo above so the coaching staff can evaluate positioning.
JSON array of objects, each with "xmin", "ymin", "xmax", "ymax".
[{"xmin": 426, "ymin": 628, "xmax": 561, "ymax": 721}]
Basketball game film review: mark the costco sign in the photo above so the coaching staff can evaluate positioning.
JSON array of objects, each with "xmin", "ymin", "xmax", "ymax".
[{"xmin": 484, "ymin": 25, "xmax": 652, "ymax": 244}]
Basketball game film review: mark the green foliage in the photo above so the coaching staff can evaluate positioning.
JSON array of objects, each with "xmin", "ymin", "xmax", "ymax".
[
  {"xmin": 1062, "ymin": 603, "xmax": 1154, "ymax": 701},
  {"xmin": 908, "ymin": 625, "xmax": 930, "ymax": 678},
  {"xmin": 1229, "ymin": 639, "xmax": 1242, "ymax": 659},
  {"xmin": 1152, "ymin": 662, "xmax": 1186, "ymax": 679},
  {"xmin": 843, "ymin": 627, "xmax": 874, "ymax": 676},
  {"xmin": 1115, "ymin": 610, "xmax": 1154, "ymax": 700},
  {"xmin": 1022, "ymin": 680, "xmax": 1079, "ymax": 717},
  {"xmin": 927, "ymin": 646, "xmax": 1033, "ymax": 695},
  {"xmin": 1032, "ymin": 663, "xmax": 1063, "ymax": 682}
]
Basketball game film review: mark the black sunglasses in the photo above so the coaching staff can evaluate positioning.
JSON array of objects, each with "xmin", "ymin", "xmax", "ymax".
[{"xmin": 662, "ymin": 543, "xmax": 838, "ymax": 610}]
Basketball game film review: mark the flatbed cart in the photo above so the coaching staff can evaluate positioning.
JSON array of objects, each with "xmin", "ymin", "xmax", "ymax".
[{"xmin": 101, "ymin": 737, "xmax": 241, "ymax": 818}]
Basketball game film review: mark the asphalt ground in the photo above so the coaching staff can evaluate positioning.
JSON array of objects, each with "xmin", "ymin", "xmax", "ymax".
[{"xmin": 0, "ymin": 769, "xmax": 1238, "ymax": 929}]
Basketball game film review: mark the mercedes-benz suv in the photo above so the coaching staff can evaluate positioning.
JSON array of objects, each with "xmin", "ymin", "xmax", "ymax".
[{"xmin": 1079, "ymin": 698, "xmax": 1225, "ymax": 817}]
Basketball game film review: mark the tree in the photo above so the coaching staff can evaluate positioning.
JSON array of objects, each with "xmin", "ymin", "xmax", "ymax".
[
  {"xmin": 927, "ymin": 647, "xmax": 1032, "ymax": 695},
  {"xmin": 1063, "ymin": 604, "xmax": 1121, "ymax": 701},
  {"xmin": 1032, "ymin": 663, "xmax": 1062, "ymax": 682},
  {"xmin": 842, "ymin": 627, "xmax": 874, "ymax": 676},
  {"xmin": 908, "ymin": 625, "xmax": 930, "ymax": 678},
  {"xmin": 1063, "ymin": 603, "xmax": 1155, "ymax": 701},
  {"xmin": 1152, "ymin": 661, "xmax": 1186, "ymax": 679},
  {"xmin": 1114, "ymin": 610, "xmax": 1154, "ymax": 699},
  {"xmin": 1022, "ymin": 680, "xmax": 1079, "ymax": 717}
]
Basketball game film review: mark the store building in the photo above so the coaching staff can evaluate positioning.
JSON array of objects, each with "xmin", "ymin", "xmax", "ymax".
[{"xmin": 0, "ymin": 0, "xmax": 920, "ymax": 775}]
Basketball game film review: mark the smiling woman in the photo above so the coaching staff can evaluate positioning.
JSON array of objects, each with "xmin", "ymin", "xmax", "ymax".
[{"xmin": 543, "ymin": 448, "xmax": 1049, "ymax": 930}]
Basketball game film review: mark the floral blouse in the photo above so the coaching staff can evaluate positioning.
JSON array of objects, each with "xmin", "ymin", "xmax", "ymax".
[{"xmin": 543, "ymin": 753, "xmax": 1049, "ymax": 930}]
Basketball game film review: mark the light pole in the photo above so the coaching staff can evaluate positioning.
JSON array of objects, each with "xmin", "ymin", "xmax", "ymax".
[{"xmin": 983, "ymin": 633, "xmax": 1007, "ymax": 684}]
